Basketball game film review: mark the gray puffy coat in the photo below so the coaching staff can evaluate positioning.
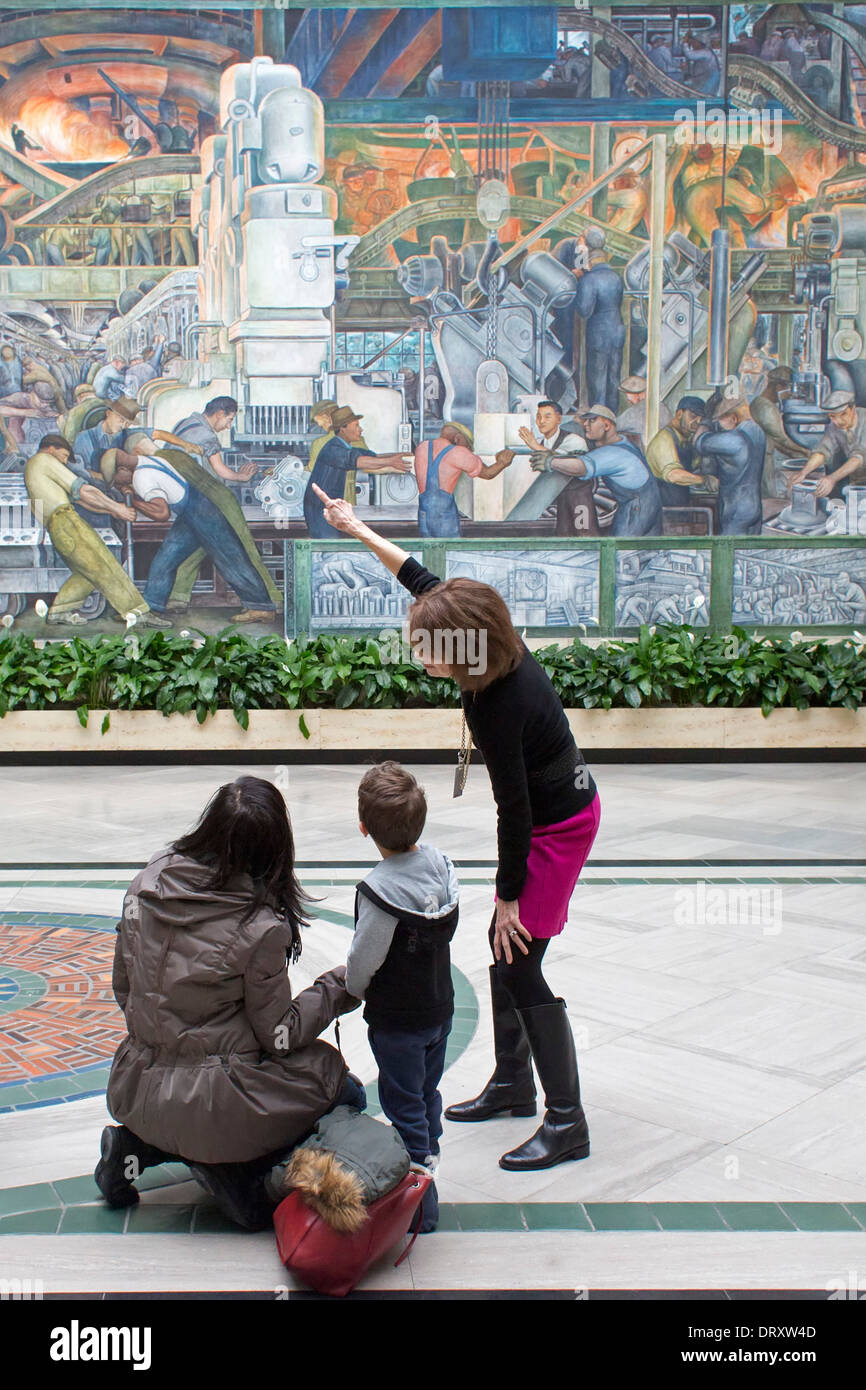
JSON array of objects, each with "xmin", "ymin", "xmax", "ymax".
[{"xmin": 106, "ymin": 850, "xmax": 357, "ymax": 1162}]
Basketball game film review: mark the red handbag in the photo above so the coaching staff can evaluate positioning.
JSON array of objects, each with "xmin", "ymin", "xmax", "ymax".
[{"xmin": 273, "ymin": 1170, "xmax": 432, "ymax": 1298}]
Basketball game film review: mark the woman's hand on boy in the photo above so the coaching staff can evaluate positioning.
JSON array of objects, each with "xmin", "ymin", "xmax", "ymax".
[
  {"xmin": 325, "ymin": 963, "xmax": 362, "ymax": 1011},
  {"xmin": 492, "ymin": 900, "xmax": 532, "ymax": 965}
]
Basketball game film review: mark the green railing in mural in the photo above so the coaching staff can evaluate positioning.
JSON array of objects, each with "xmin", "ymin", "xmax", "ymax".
[{"xmin": 289, "ymin": 535, "xmax": 866, "ymax": 640}]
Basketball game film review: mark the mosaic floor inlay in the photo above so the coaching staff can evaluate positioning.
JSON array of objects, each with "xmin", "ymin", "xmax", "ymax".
[
  {"xmin": 0, "ymin": 913, "xmax": 120, "ymax": 1097},
  {"xmin": 0, "ymin": 902, "xmax": 478, "ymax": 1114}
]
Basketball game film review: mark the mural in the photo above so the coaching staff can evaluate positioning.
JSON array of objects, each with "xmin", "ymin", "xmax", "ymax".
[
  {"xmin": 615, "ymin": 549, "xmax": 711, "ymax": 628},
  {"xmin": 310, "ymin": 548, "xmax": 420, "ymax": 628},
  {"xmin": 0, "ymin": 2, "xmax": 863, "ymax": 638},
  {"xmin": 445, "ymin": 548, "xmax": 600, "ymax": 628},
  {"xmin": 733, "ymin": 545, "xmax": 866, "ymax": 625}
]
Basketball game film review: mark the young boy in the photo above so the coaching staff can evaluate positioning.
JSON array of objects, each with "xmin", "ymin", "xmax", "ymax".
[{"xmin": 346, "ymin": 762, "xmax": 459, "ymax": 1232}]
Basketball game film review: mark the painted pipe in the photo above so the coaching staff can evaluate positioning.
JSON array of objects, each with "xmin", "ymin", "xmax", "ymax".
[
  {"xmin": 707, "ymin": 227, "xmax": 731, "ymax": 387},
  {"xmin": 645, "ymin": 133, "xmax": 667, "ymax": 444}
]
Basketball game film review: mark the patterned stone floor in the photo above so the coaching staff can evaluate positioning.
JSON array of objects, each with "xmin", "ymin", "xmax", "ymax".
[{"xmin": 1, "ymin": 763, "xmax": 865, "ymax": 1295}]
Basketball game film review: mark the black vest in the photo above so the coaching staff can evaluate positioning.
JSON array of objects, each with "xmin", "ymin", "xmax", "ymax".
[{"xmin": 354, "ymin": 881, "xmax": 458, "ymax": 1031}]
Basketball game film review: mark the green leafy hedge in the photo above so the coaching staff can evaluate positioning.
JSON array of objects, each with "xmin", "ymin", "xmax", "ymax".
[{"xmin": 0, "ymin": 626, "xmax": 864, "ymax": 730}]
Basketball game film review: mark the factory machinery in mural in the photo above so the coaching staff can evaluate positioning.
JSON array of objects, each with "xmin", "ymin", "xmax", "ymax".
[{"xmin": 0, "ymin": 1, "xmax": 864, "ymax": 639}]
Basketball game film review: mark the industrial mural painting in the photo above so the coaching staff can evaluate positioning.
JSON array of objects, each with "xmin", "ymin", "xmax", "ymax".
[{"xmin": 0, "ymin": 2, "xmax": 864, "ymax": 639}]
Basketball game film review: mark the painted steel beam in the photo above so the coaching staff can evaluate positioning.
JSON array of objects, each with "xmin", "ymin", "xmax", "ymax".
[
  {"xmin": 312, "ymin": 8, "xmax": 401, "ymax": 99},
  {"xmin": 16, "ymin": 153, "xmax": 199, "ymax": 226},
  {"xmin": 369, "ymin": 13, "xmax": 442, "ymax": 97},
  {"xmin": 0, "ymin": 146, "xmax": 72, "ymax": 202},
  {"xmin": 342, "ymin": 8, "xmax": 440, "ymax": 99}
]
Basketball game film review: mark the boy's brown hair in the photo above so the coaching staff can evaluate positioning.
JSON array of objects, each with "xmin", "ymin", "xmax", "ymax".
[{"xmin": 358, "ymin": 761, "xmax": 427, "ymax": 852}]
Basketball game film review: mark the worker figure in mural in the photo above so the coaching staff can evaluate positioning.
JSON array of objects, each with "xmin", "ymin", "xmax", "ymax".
[
  {"xmin": 572, "ymin": 228, "xmax": 626, "ymax": 414},
  {"xmin": 23, "ymin": 433, "xmax": 167, "ymax": 627},
  {"xmin": 88, "ymin": 206, "xmax": 124, "ymax": 266},
  {"xmin": 107, "ymin": 433, "xmax": 277, "ymax": 625},
  {"xmin": 790, "ymin": 390, "xmax": 866, "ymax": 499},
  {"xmin": 412, "ymin": 420, "xmax": 512, "ymax": 537},
  {"xmin": 498, "ymin": 400, "xmax": 598, "ymax": 536},
  {"xmin": 834, "ymin": 571, "xmax": 866, "ymax": 623},
  {"xmin": 169, "ymin": 207, "xmax": 197, "ymax": 265},
  {"xmin": 124, "ymin": 337, "xmax": 166, "ymax": 394},
  {"xmin": 693, "ymin": 397, "xmax": 765, "ymax": 535},
  {"xmin": 304, "ymin": 399, "xmax": 356, "ymax": 500},
  {"xmin": 0, "ymin": 382, "xmax": 59, "ymax": 456},
  {"xmin": 683, "ymin": 33, "xmax": 721, "ymax": 94},
  {"xmin": 172, "ymin": 398, "xmax": 253, "ymax": 482},
  {"xmin": 74, "ymin": 396, "xmax": 141, "ymax": 474},
  {"xmin": 0, "ymin": 344, "xmax": 23, "ymax": 396},
  {"xmin": 10, "ymin": 123, "xmax": 39, "ymax": 155},
  {"xmin": 531, "ymin": 404, "xmax": 663, "ymax": 536},
  {"xmin": 92, "ymin": 357, "xmax": 129, "ymax": 402},
  {"xmin": 303, "ymin": 406, "xmax": 411, "ymax": 539},
  {"xmin": 22, "ymin": 355, "xmax": 65, "ymax": 412},
  {"xmin": 645, "ymin": 396, "xmax": 713, "ymax": 507},
  {"xmin": 749, "ymin": 366, "xmax": 807, "ymax": 495},
  {"xmin": 153, "ymin": 398, "xmax": 279, "ymax": 613}
]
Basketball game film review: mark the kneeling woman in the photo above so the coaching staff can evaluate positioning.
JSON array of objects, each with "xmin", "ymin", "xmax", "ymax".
[
  {"xmin": 312, "ymin": 484, "xmax": 601, "ymax": 1172},
  {"xmin": 96, "ymin": 776, "xmax": 360, "ymax": 1225}
]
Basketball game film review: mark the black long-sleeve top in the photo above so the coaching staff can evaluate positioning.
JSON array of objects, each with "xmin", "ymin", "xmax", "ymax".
[{"xmin": 398, "ymin": 558, "xmax": 597, "ymax": 900}]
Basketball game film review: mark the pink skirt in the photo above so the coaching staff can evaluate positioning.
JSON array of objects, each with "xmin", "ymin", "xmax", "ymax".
[{"xmin": 507, "ymin": 794, "xmax": 601, "ymax": 938}]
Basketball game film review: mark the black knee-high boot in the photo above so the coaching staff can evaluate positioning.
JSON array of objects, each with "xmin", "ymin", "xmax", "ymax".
[
  {"xmin": 445, "ymin": 965, "xmax": 537, "ymax": 1122},
  {"xmin": 95, "ymin": 1125, "xmax": 178, "ymax": 1208},
  {"xmin": 499, "ymin": 999, "xmax": 589, "ymax": 1171}
]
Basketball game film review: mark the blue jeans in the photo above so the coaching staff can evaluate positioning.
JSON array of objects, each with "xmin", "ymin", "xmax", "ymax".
[
  {"xmin": 368, "ymin": 1019, "xmax": 452, "ymax": 1231},
  {"xmin": 143, "ymin": 488, "xmax": 275, "ymax": 613}
]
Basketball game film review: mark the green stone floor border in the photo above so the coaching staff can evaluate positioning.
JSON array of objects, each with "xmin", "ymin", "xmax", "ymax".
[{"xmin": 1, "ymin": 1169, "xmax": 865, "ymax": 1238}]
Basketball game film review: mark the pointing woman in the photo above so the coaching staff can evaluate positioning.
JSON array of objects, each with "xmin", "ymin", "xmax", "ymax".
[{"xmin": 311, "ymin": 483, "xmax": 601, "ymax": 1171}]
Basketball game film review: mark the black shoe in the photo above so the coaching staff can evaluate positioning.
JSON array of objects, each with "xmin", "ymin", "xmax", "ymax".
[
  {"xmin": 499, "ymin": 999, "xmax": 590, "ymax": 1172},
  {"xmin": 445, "ymin": 967, "xmax": 537, "ymax": 1123},
  {"xmin": 189, "ymin": 1162, "xmax": 275, "ymax": 1232},
  {"xmin": 95, "ymin": 1125, "xmax": 171, "ymax": 1208}
]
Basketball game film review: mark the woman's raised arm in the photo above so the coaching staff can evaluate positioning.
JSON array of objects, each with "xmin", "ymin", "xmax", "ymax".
[{"xmin": 310, "ymin": 483, "xmax": 412, "ymax": 579}]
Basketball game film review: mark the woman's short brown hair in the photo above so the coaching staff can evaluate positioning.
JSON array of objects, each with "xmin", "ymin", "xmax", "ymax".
[
  {"xmin": 358, "ymin": 761, "xmax": 427, "ymax": 852},
  {"xmin": 408, "ymin": 578, "xmax": 524, "ymax": 692}
]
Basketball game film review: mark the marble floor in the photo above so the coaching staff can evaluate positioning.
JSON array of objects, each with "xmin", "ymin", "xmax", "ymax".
[{"xmin": 1, "ymin": 761, "xmax": 865, "ymax": 1296}]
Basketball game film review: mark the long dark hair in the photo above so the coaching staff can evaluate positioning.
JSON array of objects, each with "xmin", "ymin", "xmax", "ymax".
[{"xmin": 172, "ymin": 776, "xmax": 309, "ymax": 962}]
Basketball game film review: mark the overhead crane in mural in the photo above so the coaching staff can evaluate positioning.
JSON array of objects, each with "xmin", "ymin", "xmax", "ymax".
[{"xmin": 0, "ymin": 2, "xmax": 862, "ymax": 639}]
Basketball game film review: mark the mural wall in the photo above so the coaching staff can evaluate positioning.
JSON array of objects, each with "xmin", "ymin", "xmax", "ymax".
[{"xmin": 0, "ymin": 1, "xmax": 864, "ymax": 638}]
